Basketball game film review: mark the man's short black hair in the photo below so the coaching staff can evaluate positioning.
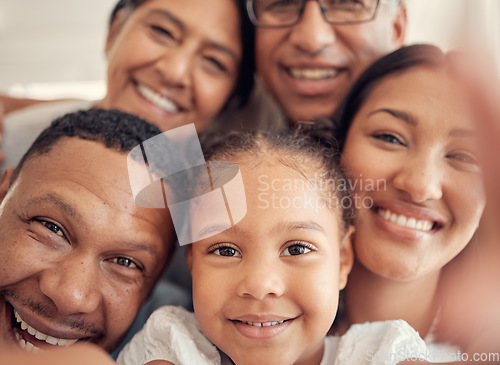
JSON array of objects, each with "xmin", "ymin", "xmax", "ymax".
[{"xmin": 12, "ymin": 108, "xmax": 163, "ymax": 184}]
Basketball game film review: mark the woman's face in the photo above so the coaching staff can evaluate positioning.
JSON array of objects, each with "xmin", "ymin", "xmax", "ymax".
[
  {"xmin": 341, "ymin": 66, "xmax": 485, "ymax": 281},
  {"xmin": 98, "ymin": 0, "xmax": 242, "ymax": 131}
]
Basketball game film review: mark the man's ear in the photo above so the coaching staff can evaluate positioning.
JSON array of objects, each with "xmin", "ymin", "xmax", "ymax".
[
  {"xmin": 185, "ymin": 244, "xmax": 193, "ymax": 272},
  {"xmin": 391, "ymin": 2, "xmax": 407, "ymax": 47},
  {"xmin": 0, "ymin": 167, "xmax": 14, "ymax": 203},
  {"xmin": 105, "ymin": 8, "xmax": 128, "ymax": 56},
  {"xmin": 339, "ymin": 226, "xmax": 355, "ymax": 291}
]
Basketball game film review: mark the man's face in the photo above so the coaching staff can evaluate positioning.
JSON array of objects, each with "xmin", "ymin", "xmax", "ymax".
[
  {"xmin": 0, "ymin": 138, "xmax": 173, "ymax": 352},
  {"xmin": 255, "ymin": 0, "xmax": 406, "ymax": 121}
]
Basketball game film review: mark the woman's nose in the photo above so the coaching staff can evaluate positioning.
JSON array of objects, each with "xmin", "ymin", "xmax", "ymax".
[
  {"xmin": 155, "ymin": 47, "xmax": 193, "ymax": 88},
  {"xmin": 393, "ymin": 153, "xmax": 444, "ymax": 203}
]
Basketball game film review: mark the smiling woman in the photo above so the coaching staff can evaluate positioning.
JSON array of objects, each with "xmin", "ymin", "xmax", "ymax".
[
  {"xmin": 1, "ymin": 0, "xmax": 254, "ymax": 168},
  {"xmin": 329, "ymin": 44, "xmax": 486, "ymax": 359}
]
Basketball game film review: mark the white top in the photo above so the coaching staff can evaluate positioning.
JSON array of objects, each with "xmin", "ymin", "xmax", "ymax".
[{"xmin": 118, "ymin": 306, "xmax": 431, "ymax": 365}]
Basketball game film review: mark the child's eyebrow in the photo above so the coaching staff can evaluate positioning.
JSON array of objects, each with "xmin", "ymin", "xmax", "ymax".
[{"xmin": 271, "ymin": 221, "xmax": 326, "ymax": 235}]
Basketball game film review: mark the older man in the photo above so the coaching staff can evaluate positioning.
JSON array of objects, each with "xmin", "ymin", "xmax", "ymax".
[
  {"xmin": 240, "ymin": 0, "xmax": 406, "ymax": 126},
  {"xmin": 0, "ymin": 109, "xmax": 180, "ymax": 354}
]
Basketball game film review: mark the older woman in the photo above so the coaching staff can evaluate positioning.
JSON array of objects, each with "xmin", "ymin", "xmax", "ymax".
[{"xmin": 1, "ymin": 0, "xmax": 254, "ymax": 167}]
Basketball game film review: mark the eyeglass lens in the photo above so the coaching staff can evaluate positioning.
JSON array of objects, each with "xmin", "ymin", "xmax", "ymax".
[{"xmin": 251, "ymin": 0, "xmax": 380, "ymax": 26}]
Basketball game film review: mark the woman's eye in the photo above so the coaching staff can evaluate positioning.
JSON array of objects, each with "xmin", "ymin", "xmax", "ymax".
[
  {"xmin": 204, "ymin": 56, "xmax": 228, "ymax": 73},
  {"xmin": 211, "ymin": 245, "xmax": 241, "ymax": 257},
  {"xmin": 448, "ymin": 152, "xmax": 478, "ymax": 165},
  {"xmin": 281, "ymin": 242, "xmax": 313, "ymax": 256},
  {"xmin": 36, "ymin": 219, "xmax": 65, "ymax": 238},
  {"xmin": 110, "ymin": 257, "xmax": 141, "ymax": 270},
  {"xmin": 151, "ymin": 25, "xmax": 174, "ymax": 40},
  {"xmin": 373, "ymin": 133, "xmax": 405, "ymax": 146}
]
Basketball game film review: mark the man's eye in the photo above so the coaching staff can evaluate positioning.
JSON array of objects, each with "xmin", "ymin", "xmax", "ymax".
[
  {"xmin": 210, "ymin": 245, "xmax": 242, "ymax": 257},
  {"xmin": 111, "ymin": 257, "xmax": 141, "ymax": 270},
  {"xmin": 281, "ymin": 242, "xmax": 314, "ymax": 256},
  {"xmin": 36, "ymin": 219, "xmax": 65, "ymax": 238},
  {"xmin": 373, "ymin": 133, "xmax": 405, "ymax": 146}
]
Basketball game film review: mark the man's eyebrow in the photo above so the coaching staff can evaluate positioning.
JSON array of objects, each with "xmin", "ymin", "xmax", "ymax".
[
  {"xmin": 149, "ymin": 9, "xmax": 185, "ymax": 31},
  {"xmin": 23, "ymin": 193, "xmax": 81, "ymax": 222},
  {"xmin": 370, "ymin": 108, "xmax": 418, "ymax": 126},
  {"xmin": 271, "ymin": 220, "xmax": 326, "ymax": 236},
  {"xmin": 122, "ymin": 241, "xmax": 159, "ymax": 256}
]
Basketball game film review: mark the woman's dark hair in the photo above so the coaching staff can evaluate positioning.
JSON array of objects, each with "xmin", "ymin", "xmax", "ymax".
[
  {"xmin": 108, "ymin": 0, "xmax": 255, "ymax": 108},
  {"xmin": 201, "ymin": 126, "xmax": 353, "ymax": 232},
  {"xmin": 331, "ymin": 44, "xmax": 447, "ymax": 150}
]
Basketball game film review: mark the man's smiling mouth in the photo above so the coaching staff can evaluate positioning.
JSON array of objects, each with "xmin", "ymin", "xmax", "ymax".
[{"xmin": 12, "ymin": 308, "xmax": 79, "ymax": 351}]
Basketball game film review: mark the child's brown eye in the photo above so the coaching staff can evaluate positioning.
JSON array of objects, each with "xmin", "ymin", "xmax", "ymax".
[
  {"xmin": 281, "ymin": 241, "xmax": 315, "ymax": 256},
  {"xmin": 210, "ymin": 244, "xmax": 242, "ymax": 257}
]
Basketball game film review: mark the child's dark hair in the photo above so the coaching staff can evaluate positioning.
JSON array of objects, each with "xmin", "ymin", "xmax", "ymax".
[{"xmin": 201, "ymin": 124, "xmax": 353, "ymax": 232}]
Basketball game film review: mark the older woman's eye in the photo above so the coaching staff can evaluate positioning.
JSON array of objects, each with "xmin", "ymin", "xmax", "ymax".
[
  {"xmin": 151, "ymin": 25, "xmax": 175, "ymax": 40},
  {"xmin": 203, "ymin": 56, "xmax": 228, "ymax": 73}
]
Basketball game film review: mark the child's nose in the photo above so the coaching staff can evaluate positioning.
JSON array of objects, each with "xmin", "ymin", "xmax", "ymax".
[{"xmin": 236, "ymin": 261, "xmax": 286, "ymax": 300}]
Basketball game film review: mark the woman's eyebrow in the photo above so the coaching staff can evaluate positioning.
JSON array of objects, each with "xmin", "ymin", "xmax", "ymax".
[
  {"xmin": 148, "ymin": 9, "xmax": 185, "ymax": 31},
  {"xmin": 369, "ymin": 108, "xmax": 418, "ymax": 126}
]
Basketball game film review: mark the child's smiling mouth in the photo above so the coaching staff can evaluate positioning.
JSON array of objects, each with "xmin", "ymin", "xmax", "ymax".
[{"xmin": 229, "ymin": 315, "xmax": 299, "ymax": 340}]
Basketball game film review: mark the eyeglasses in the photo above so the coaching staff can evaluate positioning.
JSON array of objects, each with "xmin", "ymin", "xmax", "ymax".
[{"xmin": 246, "ymin": 0, "xmax": 385, "ymax": 28}]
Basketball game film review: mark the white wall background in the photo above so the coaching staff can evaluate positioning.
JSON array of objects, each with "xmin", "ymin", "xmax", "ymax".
[{"xmin": 0, "ymin": 0, "xmax": 498, "ymax": 99}]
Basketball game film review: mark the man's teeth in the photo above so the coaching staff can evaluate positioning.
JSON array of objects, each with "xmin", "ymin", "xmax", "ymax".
[
  {"xmin": 136, "ymin": 83, "xmax": 180, "ymax": 113},
  {"xmin": 14, "ymin": 310, "xmax": 78, "ymax": 347},
  {"xmin": 289, "ymin": 68, "xmax": 338, "ymax": 80},
  {"xmin": 377, "ymin": 208, "xmax": 434, "ymax": 231},
  {"xmin": 242, "ymin": 320, "xmax": 285, "ymax": 327}
]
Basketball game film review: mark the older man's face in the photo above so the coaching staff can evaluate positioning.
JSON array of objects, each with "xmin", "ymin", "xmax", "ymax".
[
  {"xmin": 255, "ymin": 0, "xmax": 406, "ymax": 122},
  {"xmin": 0, "ymin": 138, "xmax": 173, "ymax": 352}
]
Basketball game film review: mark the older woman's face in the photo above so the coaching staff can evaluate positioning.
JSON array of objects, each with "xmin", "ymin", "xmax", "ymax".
[
  {"xmin": 341, "ymin": 66, "xmax": 485, "ymax": 281},
  {"xmin": 99, "ymin": 0, "xmax": 242, "ymax": 131}
]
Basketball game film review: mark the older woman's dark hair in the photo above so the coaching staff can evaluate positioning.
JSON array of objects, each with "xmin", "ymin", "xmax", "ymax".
[
  {"xmin": 332, "ymin": 44, "xmax": 447, "ymax": 150},
  {"xmin": 108, "ymin": 0, "xmax": 255, "ymax": 108}
]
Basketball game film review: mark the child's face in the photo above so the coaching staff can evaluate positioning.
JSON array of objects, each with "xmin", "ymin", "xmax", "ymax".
[{"xmin": 187, "ymin": 160, "xmax": 353, "ymax": 365}]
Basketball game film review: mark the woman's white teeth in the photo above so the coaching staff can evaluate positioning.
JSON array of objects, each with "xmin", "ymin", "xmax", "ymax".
[
  {"xmin": 242, "ymin": 320, "xmax": 285, "ymax": 327},
  {"xmin": 137, "ymin": 83, "xmax": 179, "ymax": 112},
  {"xmin": 377, "ymin": 208, "xmax": 434, "ymax": 231},
  {"xmin": 289, "ymin": 68, "xmax": 338, "ymax": 80},
  {"xmin": 14, "ymin": 310, "xmax": 78, "ymax": 347}
]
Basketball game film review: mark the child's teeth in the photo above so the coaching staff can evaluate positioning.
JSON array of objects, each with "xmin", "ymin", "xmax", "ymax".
[
  {"xmin": 242, "ymin": 320, "xmax": 285, "ymax": 327},
  {"xmin": 377, "ymin": 209, "xmax": 434, "ymax": 231}
]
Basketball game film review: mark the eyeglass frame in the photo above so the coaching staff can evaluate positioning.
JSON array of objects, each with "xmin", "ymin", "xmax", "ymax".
[{"xmin": 246, "ymin": 0, "xmax": 388, "ymax": 28}]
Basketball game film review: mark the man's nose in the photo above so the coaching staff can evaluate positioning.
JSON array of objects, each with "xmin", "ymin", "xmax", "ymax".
[
  {"xmin": 39, "ymin": 254, "xmax": 102, "ymax": 316},
  {"xmin": 289, "ymin": 1, "xmax": 336, "ymax": 56}
]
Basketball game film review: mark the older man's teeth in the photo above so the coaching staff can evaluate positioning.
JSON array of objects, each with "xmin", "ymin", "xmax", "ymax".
[
  {"xmin": 289, "ymin": 68, "xmax": 338, "ymax": 80},
  {"xmin": 242, "ymin": 320, "xmax": 285, "ymax": 327},
  {"xmin": 14, "ymin": 309, "xmax": 78, "ymax": 347},
  {"xmin": 377, "ymin": 208, "xmax": 434, "ymax": 231},
  {"xmin": 136, "ymin": 83, "xmax": 179, "ymax": 113}
]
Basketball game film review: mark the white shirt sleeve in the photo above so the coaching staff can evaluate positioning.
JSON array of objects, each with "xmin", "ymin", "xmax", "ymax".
[
  {"xmin": 117, "ymin": 306, "xmax": 221, "ymax": 365},
  {"xmin": 333, "ymin": 320, "xmax": 429, "ymax": 365}
]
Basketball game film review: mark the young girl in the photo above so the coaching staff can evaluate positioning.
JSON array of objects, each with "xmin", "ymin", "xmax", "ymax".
[{"xmin": 118, "ymin": 129, "xmax": 429, "ymax": 365}]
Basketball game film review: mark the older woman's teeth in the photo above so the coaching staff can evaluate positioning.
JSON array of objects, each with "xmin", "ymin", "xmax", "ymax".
[
  {"xmin": 137, "ymin": 83, "xmax": 179, "ymax": 113},
  {"xmin": 14, "ymin": 310, "xmax": 78, "ymax": 347},
  {"xmin": 377, "ymin": 208, "xmax": 434, "ymax": 231},
  {"xmin": 242, "ymin": 320, "xmax": 285, "ymax": 327},
  {"xmin": 289, "ymin": 68, "xmax": 338, "ymax": 80}
]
